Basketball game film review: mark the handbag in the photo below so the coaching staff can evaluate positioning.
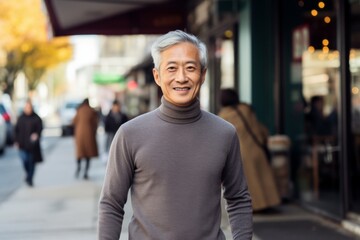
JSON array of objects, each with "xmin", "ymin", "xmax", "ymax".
[{"xmin": 233, "ymin": 105, "xmax": 272, "ymax": 162}]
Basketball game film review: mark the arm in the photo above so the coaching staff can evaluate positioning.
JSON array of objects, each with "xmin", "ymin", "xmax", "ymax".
[
  {"xmin": 30, "ymin": 115, "xmax": 43, "ymax": 142},
  {"xmin": 222, "ymin": 132, "xmax": 253, "ymax": 240},
  {"xmin": 98, "ymin": 127, "xmax": 134, "ymax": 239}
]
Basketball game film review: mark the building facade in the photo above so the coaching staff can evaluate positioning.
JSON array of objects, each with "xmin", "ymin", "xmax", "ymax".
[{"xmin": 187, "ymin": 0, "xmax": 359, "ymax": 232}]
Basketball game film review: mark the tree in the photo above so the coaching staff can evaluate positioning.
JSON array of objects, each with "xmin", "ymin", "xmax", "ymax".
[
  {"xmin": 24, "ymin": 38, "xmax": 73, "ymax": 91},
  {"xmin": 0, "ymin": 0, "xmax": 72, "ymax": 97}
]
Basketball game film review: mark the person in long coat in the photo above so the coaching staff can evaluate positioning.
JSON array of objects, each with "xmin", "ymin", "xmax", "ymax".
[
  {"xmin": 14, "ymin": 99, "xmax": 43, "ymax": 187},
  {"xmin": 73, "ymin": 98, "xmax": 99, "ymax": 179},
  {"xmin": 218, "ymin": 88, "xmax": 281, "ymax": 212}
]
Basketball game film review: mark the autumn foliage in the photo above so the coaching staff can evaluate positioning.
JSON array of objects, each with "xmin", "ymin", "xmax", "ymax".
[{"xmin": 0, "ymin": 0, "xmax": 72, "ymax": 95}]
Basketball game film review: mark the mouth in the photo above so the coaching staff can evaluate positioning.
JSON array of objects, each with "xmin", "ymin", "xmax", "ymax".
[{"xmin": 173, "ymin": 87, "xmax": 191, "ymax": 91}]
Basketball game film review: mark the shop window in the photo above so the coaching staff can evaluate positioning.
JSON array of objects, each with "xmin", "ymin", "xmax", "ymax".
[{"xmin": 285, "ymin": 0, "xmax": 341, "ymax": 217}]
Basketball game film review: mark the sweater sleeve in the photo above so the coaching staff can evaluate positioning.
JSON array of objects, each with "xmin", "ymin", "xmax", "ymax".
[
  {"xmin": 98, "ymin": 127, "xmax": 134, "ymax": 239},
  {"xmin": 222, "ymin": 132, "xmax": 253, "ymax": 240}
]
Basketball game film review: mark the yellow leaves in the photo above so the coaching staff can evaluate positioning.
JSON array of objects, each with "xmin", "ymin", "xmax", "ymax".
[
  {"xmin": 0, "ymin": 0, "xmax": 73, "ymax": 93},
  {"xmin": 25, "ymin": 38, "xmax": 73, "ymax": 69},
  {"xmin": 20, "ymin": 42, "xmax": 33, "ymax": 53},
  {"xmin": 0, "ymin": 0, "xmax": 47, "ymax": 51}
]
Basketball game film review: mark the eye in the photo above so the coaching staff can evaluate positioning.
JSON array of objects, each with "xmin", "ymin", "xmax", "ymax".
[
  {"xmin": 186, "ymin": 66, "xmax": 196, "ymax": 72},
  {"xmin": 167, "ymin": 66, "xmax": 177, "ymax": 72}
]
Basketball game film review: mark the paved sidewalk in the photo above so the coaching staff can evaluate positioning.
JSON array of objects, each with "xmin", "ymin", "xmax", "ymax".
[{"xmin": 0, "ymin": 136, "xmax": 105, "ymax": 240}]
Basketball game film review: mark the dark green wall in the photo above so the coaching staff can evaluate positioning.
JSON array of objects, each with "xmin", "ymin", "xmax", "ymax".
[{"xmin": 249, "ymin": 0, "xmax": 276, "ymax": 133}]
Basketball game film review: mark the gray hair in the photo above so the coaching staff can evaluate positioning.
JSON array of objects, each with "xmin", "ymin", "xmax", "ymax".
[{"xmin": 151, "ymin": 30, "xmax": 207, "ymax": 71}]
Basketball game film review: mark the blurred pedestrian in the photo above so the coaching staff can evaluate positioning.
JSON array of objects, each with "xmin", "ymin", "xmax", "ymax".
[
  {"xmin": 218, "ymin": 88, "xmax": 281, "ymax": 212},
  {"xmin": 14, "ymin": 99, "xmax": 43, "ymax": 187},
  {"xmin": 73, "ymin": 98, "xmax": 99, "ymax": 180},
  {"xmin": 98, "ymin": 30, "xmax": 253, "ymax": 239},
  {"xmin": 103, "ymin": 100, "xmax": 128, "ymax": 153}
]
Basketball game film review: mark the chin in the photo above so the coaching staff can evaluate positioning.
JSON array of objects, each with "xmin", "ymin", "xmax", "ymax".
[{"xmin": 174, "ymin": 99, "xmax": 195, "ymax": 106}]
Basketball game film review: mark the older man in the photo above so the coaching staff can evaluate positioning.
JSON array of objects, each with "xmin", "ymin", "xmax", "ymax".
[{"xmin": 98, "ymin": 30, "xmax": 253, "ymax": 240}]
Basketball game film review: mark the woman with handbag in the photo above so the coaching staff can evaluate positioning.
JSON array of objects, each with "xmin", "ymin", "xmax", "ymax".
[{"xmin": 218, "ymin": 88, "xmax": 280, "ymax": 212}]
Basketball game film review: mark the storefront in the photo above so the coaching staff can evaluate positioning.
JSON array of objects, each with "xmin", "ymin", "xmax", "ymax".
[
  {"xmin": 279, "ymin": 0, "xmax": 360, "ymax": 224},
  {"xmin": 190, "ymin": 0, "xmax": 360, "ymax": 231}
]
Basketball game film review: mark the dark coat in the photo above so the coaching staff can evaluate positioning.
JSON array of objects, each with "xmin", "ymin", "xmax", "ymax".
[
  {"xmin": 14, "ymin": 112, "xmax": 43, "ymax": 163},
  {"xmin": 104, "ymin": 111, "xmax": 128, "ymax": 134},
  {"xmin": 73, "ymin": 103, "xmax": 99, "ymax": 159}
]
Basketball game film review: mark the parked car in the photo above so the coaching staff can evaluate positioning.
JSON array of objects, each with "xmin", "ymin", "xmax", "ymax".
[
  {"xmin": 59, "ymin": 99, "xmax": 82, "ymax": 136},
  {"xmin": 0, "ymin": 116, "xmax": 7, "ymax": 155},
  {"xmin": 0, "ymin": 102, "xmax": 14, "ymax": 145}
]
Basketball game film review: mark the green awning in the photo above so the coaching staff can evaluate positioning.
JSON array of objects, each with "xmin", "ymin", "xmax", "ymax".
[{"xmin": 93, "ymin": 73, "xmax": 126, "ymax": 85}]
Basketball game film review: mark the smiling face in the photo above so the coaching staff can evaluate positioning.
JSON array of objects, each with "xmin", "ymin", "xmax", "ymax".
[{"xmin": 152, "ymin": 42, "xmax": 206, "ymax": 107}]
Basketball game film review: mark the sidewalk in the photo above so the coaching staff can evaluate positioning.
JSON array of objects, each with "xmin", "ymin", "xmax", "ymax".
[
  {"xmin": 0, "ymin": 136, "xmax": 105, "ymax": 240},
  {"xmin": 0, "ymin": 134, "xmax": 359, "ymax": 239}
]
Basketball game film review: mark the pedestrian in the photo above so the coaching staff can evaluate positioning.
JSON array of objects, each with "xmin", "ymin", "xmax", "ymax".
[
  {"xmin": 218, "ymin": 88, "xmax": 281, "ymax": 212},
  {"xmin": 103, "ymin": 100, "xmax": 128, "ymax": 153},
  {"xmin": 14, "ymin": 99, "xmax": 43, "ymax": 187},
  {"xmin": 73, "ymin": 98, "xmax": 99, "ymax": 180},
  {"xmin": 98, "ymin": 30, "xmax": 253, "ymax": 239}
]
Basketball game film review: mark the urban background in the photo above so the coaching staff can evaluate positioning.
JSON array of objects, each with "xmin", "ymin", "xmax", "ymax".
[{"xmin": 0, "ymin": 0, "xmax": 360, "ymax": 239}]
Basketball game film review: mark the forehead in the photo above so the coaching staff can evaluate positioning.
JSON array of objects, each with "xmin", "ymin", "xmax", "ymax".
[
  {"xmin": 25, "ymin": 102, "xmax": 32, "ymax": 108},
  {"xmin": 160, "ymin": 42, "xmax": 200, "ymax": 63}
]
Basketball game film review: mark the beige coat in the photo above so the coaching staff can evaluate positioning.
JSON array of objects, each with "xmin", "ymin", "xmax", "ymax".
[
  {"xmin": 73, "ymin": 103, "xmax": 99, "ymax": 159},
  {"xmin": 218, "ymin": 104, "xmax": 280, "ymax": 211}
]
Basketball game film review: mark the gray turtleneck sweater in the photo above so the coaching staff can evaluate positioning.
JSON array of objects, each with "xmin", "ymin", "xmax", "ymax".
[{"xmin": 98, "ymin": 97, "xmax": 253, "ymax": 240}]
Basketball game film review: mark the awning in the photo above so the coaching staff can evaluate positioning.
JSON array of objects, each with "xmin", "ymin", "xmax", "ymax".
[
  {"xmin": 44, "ymin": 0, "xmax": 187, "ymax": 37},
  {"xmin": 93, "ymin": 72, "xmax": 126, "ymax": 85}
]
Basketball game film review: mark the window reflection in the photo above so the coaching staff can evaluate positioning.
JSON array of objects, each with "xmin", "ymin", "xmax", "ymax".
[{"xmin": 288, "ymin": 0, "xmax": 341, "ymax": 215}]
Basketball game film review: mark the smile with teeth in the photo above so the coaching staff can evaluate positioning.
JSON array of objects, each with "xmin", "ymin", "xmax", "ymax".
[{"xmin": 173, "ymin": 87, "xmax": 191, "ymax": 91}]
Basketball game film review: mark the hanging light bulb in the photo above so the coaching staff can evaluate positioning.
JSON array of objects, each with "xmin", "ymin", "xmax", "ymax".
[
  {"xmin": 311, "ymin": 9, "xmax": 318, "ymax": 16},
  {"xmin": 324, "ymin": 16, "xmax": 331, "ymax": 23}
]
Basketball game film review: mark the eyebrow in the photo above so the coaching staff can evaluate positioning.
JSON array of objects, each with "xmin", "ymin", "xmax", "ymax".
[{"xmin": 165, "ymin": 60, "xmax": 198, "ymax": 65}]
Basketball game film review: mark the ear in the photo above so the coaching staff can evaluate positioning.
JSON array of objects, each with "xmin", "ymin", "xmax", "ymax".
[
  {"xmin": 153, "ymin": 68, "xmax": 161, "ymax": 86},
  {"xmin": 200, "ymin": 68, "xmax": 207, "ymax": 84}
]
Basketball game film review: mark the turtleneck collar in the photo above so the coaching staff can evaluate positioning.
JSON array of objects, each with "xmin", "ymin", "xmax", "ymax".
[{"xmin": 157, "ymin": 96, "xmax": 202, "ymax": 124}]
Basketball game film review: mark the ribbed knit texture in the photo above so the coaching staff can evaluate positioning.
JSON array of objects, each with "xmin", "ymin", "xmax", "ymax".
[{"xmin": 98, "ymin": 97, "xmax": 253, "ymax": 240}]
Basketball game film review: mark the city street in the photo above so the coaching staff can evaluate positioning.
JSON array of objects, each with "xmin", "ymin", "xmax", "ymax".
[{"xmin": 0, "ymin": 125, "xmax": 358, "ymax": 239}]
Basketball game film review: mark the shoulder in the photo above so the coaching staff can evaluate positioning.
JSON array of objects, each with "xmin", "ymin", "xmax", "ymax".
[
  {"xmin": 31, "ymin": 112, "xmax": 42, "ymax": 120},
  {"xmin": 238, "ymin": 103, "xmax": 253, "ymax": 114},
  {"xmin": 202, "ymin": 110, "xmax": 236, "ymax": 132},
  {"xmin": 121, "ymin": 110, "xmax": 157, "ymax": 130},
  {"xmin": 218, "ymin": 106, "xmax": 234, "ymax": 118}
]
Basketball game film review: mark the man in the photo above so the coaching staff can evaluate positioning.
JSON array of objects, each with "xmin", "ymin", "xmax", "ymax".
[
  {"xmin": 98, "ymin": 30, "xmax": 253, "ymax": 240},
  {"xmin": 104, "ymin": 100, "xmax": 128, "ymax": 154},
  {"xmin": 14, "ymin": 99, "xmax": 43, "ymax": 187}
]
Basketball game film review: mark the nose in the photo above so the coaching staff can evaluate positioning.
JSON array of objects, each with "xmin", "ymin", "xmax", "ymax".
[{"xmin": 175, "ymin": 67, "xmax": 188, "ymax": 83}]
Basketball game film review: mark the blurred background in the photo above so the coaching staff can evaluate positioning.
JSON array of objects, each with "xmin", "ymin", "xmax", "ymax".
[{"xmin": 1, "ymin": 0, "xmax": 360, "ymax": 239}]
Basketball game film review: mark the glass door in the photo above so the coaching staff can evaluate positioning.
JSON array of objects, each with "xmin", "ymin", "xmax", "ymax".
[{"xmin": 284, "ymin": 0, "xmax": 342, "ymax": 217}]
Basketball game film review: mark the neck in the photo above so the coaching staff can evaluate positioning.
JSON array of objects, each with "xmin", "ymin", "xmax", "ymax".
[{"xmin": 157, "ymin": 97, "xmax": 202, "ymax": 124}]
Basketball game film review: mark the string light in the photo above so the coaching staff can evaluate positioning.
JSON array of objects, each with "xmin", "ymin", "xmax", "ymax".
[
  {"xmin": 308, "ymin": 46, "xmax": 315, "ymax": 53},
  {"xmin": 311, "ymin": 9, "xmax": 318, "ymax": 16},
  {"xmin": 352, "ymin": 87, "xmax": 359, "ymax": 95}
]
